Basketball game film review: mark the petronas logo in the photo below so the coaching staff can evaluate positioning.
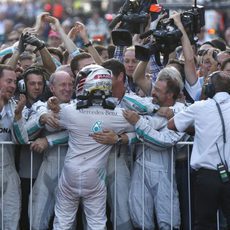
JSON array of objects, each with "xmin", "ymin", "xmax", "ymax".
[{"xmin": 91, "ymin": 121, "xmax": 102, "ymax": 133}]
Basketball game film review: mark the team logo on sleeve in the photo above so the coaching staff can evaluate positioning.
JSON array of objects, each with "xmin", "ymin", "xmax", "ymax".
[{"xmin": 91, "ymin": 121, "xmax": 102, "ymax": 133}]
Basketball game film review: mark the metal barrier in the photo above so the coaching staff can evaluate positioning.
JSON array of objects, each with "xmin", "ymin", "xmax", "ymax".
[{"xmin": 0, "ymin": 141, "xmax": 224, "ymax": 230}]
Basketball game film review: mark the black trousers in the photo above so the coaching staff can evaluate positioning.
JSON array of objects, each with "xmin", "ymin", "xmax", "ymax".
[{"xmin": 193, "ymin": 168, "xmax": 230, "ymax": 230}]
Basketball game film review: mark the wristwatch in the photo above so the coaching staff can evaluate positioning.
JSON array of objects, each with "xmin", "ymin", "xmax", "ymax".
[
  {"xmin": 84, "ymin": 41, "xmax": 92, "ymax": 47},
  {"xmin": 115, "ymin": 134, "xmax": 122, "ymax": 144}
]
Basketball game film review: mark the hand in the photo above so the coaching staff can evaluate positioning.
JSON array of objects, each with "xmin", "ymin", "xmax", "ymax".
[
  {"xmin": 30, "ymin": 137, "xmax": 48, "ymax": 153},
  {"xmin": 23, "ymin": 33, "xmax": 45, "ymax": 50},
  {"xmin": 123, "ymin": 110, "xmax": 140, "ymax": 125},
  {"xmin": 14, "ymin": 94, "xmax": 26, "ymax": 120},
  {"xmin": 39, "ymin": 112, "xmax": 60, "ymax": 129},
  {"xmin": 43, "ymin": 15, "xmax": 61, "ymax": 29},
  {"xmin": 74, "ymin": 21, "xmax": 89, "ymax": 43},
  {"xmin": 0, "ymin": 88, "xmax": 6, "ymax": 111},
  {"xmin": 17, "ymin": 34, "xmax": 27, "ymax": 54},
  {"xmin": 34, "ymin": 12, "xmax": 50, "ymax": 32},
  {"xmin": 157, "ymin": 107, "xmax": 174, "ymax": 120},
  {"xmin": 47, "ymin": 96, "xmax": 60, "ymax": 113},
  {"xmin": 90, "ymin": 129, "xmax": 118, "ymax": 145},
  {"xmin": 171, "ymin": 12, "xmax": 183, "ymax": 28}
]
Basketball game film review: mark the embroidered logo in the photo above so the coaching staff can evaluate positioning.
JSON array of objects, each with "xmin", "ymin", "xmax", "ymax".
[{"xmin": 91, "ymin": 121, "xmax": 102, "ymax": 133}]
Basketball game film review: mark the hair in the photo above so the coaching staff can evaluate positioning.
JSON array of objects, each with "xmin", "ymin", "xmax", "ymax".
[
  {"xmin": 209, "ymin": 71, "xmax": 230, "ymax": 94},
  {"xmin": 167, "ymin": 59, "xmax": 185, "ymax": 82},
  {"xmin": 94, "ymin": 45, "xmax": 107, "ymax": 55},
  {"xmin": 157, "ymin": 66, "xmax": 183, "ymax": 100},
  {"xmin": 221, "ymin": 57, "xmax": 230, "ymax": 71},
  {"xmin": 22, "ymin": 65, "xmax": 50, "ymax": 84},
  {"xmin": 70, "ymin": 52, "xmax": 92, "ymax": 75},
  {"xmin": 0, "ymin": 64, "xmax": 14, "ymax": 78},
  {"xmin": 101, "ymin": 58, "xmax": 126, "ymax": 83},
  {"xmin": 107, "ymin": 44, "xmax": 115, "ymax": 59}
]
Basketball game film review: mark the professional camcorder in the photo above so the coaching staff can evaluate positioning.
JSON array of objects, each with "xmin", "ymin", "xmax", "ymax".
[
  {"xmin": 109, "ymin": 0, "xmax": 158, "ymax": 46},
  {"xmin": 135, "ymin": 2, "xmax": 205, "ymax": 65}
]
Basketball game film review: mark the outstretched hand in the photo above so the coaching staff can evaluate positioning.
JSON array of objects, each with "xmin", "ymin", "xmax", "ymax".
[{"xmin": 47, "ymin": 96, "xmax": 60, "ymax": 113}]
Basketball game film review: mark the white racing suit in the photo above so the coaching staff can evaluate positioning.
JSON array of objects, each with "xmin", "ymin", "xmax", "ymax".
[
  {"xmin": 106, "ymin": 92, "xmax": 161, "ymax": 230},
  {"xmin": 53, "ymin": 103, "xmax": 134, "ymax": 230},
  {"xmin": 0, "ymin": 99, "xmax": 28, "ymax": 230},
  {"xmin": 128, "ymin": 102, "xmax": 187, "ymax": 230},
  {"xmin": 24, "ymin": 101, "xmax": 70, "ymax": 230},
  {"xmin": 19, "ymin": 101, "xmax": 46, "ymax": 180},
  {"xmin": 30, "ymin": 131, "xmax": 68, "ymax": 230}
]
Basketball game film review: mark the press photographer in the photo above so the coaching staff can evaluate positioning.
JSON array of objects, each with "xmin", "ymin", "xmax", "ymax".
[
  {"xmin": 109, "ymin": 0, "xmax": 158, "ymax": 46},
  {"xmin": 135, "ymin": 2, "xmax": 205, "ymax": 65}
]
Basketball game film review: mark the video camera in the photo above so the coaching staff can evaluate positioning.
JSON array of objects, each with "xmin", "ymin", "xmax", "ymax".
[
  {"xmin": 109, "ymin": 0, "xmax": 158, "ymax": 46},
  {"xmin": 135, "ymin": 2, "xmax": 205, "ymax": 66}
]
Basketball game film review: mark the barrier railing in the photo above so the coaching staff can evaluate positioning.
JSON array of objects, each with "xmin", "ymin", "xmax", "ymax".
[{"xmin": 0, "ymin": 141, "xmax": 223, "ymax": 230}]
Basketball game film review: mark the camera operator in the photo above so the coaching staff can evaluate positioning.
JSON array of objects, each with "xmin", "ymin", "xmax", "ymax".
[
  {"xmin": 133, "ymin": 12, "xmax": 198, "ymax": 103},
  {"xmin": 168, "ymin": 71, "xmax": 230, "ymax": 230}
]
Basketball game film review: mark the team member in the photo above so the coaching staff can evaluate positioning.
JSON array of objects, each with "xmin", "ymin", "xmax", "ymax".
[
  {"xmin": 50, "ymin": 65, "xmax": 134, "ymax": 230},
  {"xmin": 0, "ymin": 64, "xmax": 28, "ymax": 230},
  {"xmin": 29, "ymin": 70, "xmax": 74, "ymax": 230},
  {"xmin": 123, "ymin": 66, "xmax": 187, "ymax": 230}
]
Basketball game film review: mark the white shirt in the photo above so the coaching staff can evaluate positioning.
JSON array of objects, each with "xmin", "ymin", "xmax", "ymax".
[{"xmin": 174, "ymin": 92, "xmax": 230, "ymax": 170}]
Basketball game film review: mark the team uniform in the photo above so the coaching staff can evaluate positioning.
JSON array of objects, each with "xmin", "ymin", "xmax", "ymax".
[
  {"xmin": 28, "ymin": 102, "xmax": 72, "ymax": 230},
  {"xmin": 106, "ymin": 92, "xmax": 160, "ymax": 230},
  {"xmin": 53, "ymin": 103, "xmax": 134, "ymax": 230},
  {"xmin": 128, "ymin": 102, "xmax": 187, "ymax": 230},
  {"xmin": 0, "ymin": 99, "xmax": 28, "ymax": 230}
]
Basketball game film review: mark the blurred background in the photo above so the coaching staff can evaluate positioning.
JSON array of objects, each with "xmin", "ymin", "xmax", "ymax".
[{"xmin": 0, "ymin": 0, "xmax": 229, "ymax": 46}]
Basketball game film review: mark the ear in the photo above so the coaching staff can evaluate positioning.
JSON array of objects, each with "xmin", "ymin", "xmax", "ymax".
[
  {"xmin": 117, "ymin": 72, "xmax": 125, "ymax": 82},
  {"xmin": 49, "ymin": 85, "xmax": 54, "ymax": 94}
]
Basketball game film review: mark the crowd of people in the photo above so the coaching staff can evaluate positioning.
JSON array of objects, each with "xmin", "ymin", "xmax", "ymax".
[{"xmin": 0, "ymin": 4, "xmax": 230, "ymax": 230}]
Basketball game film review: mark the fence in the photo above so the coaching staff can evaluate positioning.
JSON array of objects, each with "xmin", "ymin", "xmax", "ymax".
[{"xmin": 0, "ymin": 141, "xmax": 223, "ymax": 230}]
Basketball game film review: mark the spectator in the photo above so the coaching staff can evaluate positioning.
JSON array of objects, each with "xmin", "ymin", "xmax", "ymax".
[
  {"xmin": 86, "ymin": 10, "xmax": 110, "ymax": 45},
  {"xmin": 47, "ymin": 30, "xmax": 62, "ymax": 48}
]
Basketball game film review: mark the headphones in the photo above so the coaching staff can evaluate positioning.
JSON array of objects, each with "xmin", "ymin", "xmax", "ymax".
[{"xmin": 18, "ymin": 66, "xmax": 49, "ymax": 94}]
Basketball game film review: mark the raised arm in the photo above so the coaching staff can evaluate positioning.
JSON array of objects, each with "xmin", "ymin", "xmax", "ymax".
[
  {"xmin": 73, "ymin": 22, "xmax": 103, "ymax": 65},
  {"xmin": 172, "ymin": 12, "xmax": 197, "ymax": 86}
]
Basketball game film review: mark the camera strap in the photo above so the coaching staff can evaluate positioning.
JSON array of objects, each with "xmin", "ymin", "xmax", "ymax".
[{"xmin": 213, "ymin": 98, "xmax": 227, "ymax": 169}]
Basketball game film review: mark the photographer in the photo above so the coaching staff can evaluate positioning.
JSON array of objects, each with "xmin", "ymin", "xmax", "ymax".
[{"xmin": 168, "ymin": 71, "xmax": 230, "ymax": 230}]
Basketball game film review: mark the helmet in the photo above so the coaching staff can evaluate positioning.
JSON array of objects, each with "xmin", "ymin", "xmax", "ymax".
[{"xmin": 76, "ymin": 64, "xmax": 112, "ymax": 99}]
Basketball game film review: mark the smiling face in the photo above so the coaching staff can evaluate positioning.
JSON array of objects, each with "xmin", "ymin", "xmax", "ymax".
[
  {"xmin": 0, "ymin": 69, "xmax": 17, "ymax": 102},
  {"xmin": 49, "ymin": 71, "xmax": 73, "ymax": 103},
  {"xmin": 151, "ymin": 80, "xmax": 169, "ymax": 106}
]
